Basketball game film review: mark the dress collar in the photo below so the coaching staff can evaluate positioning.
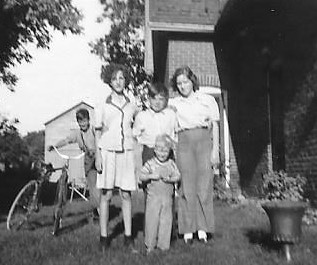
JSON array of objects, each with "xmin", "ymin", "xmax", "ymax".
[
  {"xmin": 177, "ymin": 91, "xmax": 197, "ymax": 101},
  {"xmin": 106, "ymin": 93, "xmax": 130, "ymax": 108}
]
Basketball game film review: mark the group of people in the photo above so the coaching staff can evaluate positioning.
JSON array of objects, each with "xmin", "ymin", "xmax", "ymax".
[{"xmin": 49, "ymin": 64, "xmax": 219, "ymax": 255}]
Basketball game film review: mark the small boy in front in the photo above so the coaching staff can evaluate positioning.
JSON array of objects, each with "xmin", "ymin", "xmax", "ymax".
[{"xmin": 139, "ymin": 134, "xmax": 181, "ymax": 254}]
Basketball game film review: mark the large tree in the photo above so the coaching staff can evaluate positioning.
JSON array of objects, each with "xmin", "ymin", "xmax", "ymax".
[
  {"xmin": 90, "ymin": 0, "xmax": 149, "ymax": 99},
  {"xmin": 0, "ymin": 0, "xmax": 82, "ymax": 90}
]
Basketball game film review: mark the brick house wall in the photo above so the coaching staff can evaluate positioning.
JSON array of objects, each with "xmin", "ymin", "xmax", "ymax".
[
  {"xmin": 215, "ymin": 0, "xmax": 317, "ymax": 199},
  {"xmin": 283, "ymin": 55, "xmax": 317, "ymax": 204},
  {"xmin": 166, "ymin": 40, "xmax": 218, "ymax": 82}
]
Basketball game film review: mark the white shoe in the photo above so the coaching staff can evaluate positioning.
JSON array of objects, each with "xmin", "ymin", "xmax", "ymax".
[
  {"xmin": 184, "ymin": 233, "xmax": 193, "ymax": 244},
  {"xmin": 198, "ymin": 230, "xmax": 207, "ymax": 241}
]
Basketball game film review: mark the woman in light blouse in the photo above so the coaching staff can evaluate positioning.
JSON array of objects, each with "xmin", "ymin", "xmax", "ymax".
[
  {"xmin": 169, "ymin": 66, "xmax": 219, "ymax": 244},
  {"xmin": 94, "ymin": 63, "xmax": 138, "ymax": 252}
]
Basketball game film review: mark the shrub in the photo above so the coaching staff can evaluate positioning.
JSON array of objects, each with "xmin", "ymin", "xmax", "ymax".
[
  {"xmin": 262, "ymin": 170, "xmax": 307, "ymax": 201},
  {"xmin": 213, "ymin": 169, "xmax": 239, "ymax": 204}
]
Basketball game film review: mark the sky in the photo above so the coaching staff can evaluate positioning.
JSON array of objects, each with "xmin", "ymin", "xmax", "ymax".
[{"xmin": 0, "ymin": 0, "xmax": 112, "ymax": 135}]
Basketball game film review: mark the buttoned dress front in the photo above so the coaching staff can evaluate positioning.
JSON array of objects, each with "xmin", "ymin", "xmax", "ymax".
[
  {"xmin": 169, "ymin": 91, "xmax": 219, "ymax": 235},
  {"xmin": 95, "ymin": 95, "xmax": 138, "ymax": 191}
]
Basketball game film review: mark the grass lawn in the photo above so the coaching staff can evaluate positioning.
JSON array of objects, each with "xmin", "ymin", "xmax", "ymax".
[{"xmin": 0, "ymin": 191, "xmax": 316, "ymax": 265}]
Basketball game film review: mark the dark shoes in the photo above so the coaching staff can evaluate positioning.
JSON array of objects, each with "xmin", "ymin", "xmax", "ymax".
[
  {"xmin": 100, "ymin": 236, "xmax": 110, "ymax": 252},
  {"xmin": 124, "ymin": 235, "xmax": 138, "ymax": 254}
]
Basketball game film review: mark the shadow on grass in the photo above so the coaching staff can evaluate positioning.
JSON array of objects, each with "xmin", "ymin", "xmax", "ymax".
[
  {"xmin": 0, "ymin": 215, "xmax": 6, "ymax": 223},
  {"xmin": 132, "ymin": 212, "xmax": 144, "ymax": 238},
  {"xmin": 245, "ymin": 228, "xmax": 283, "ymax": 252},
  {"xmin": 16, "ymin": 211, "xmax": 91, "ymax": 232},
  {"xmin": 109, "ymin": 211, "xmax": 145, "ymax": 241},
  {"xmin": 54, "ymin": 217, "xmax": 90, "ymax": 236},
  {"xmin": 57, "ymin": 204, "xmax": 121, "ymax": 236}
]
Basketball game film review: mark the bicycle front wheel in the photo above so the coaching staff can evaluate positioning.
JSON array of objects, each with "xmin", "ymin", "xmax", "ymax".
[{"xmin": 6, "ymin": 180, "xmax": 38, "ymax": 231}]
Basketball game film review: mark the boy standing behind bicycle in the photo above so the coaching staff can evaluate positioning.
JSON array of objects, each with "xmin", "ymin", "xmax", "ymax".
[{"xmin": 48, "ymin": 108, "xmax": 100, "ymax": 220}]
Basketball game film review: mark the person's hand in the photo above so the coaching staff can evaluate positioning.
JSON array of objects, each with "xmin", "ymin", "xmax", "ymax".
[
  {"xmin": 95, "ymin": 149, "xmax": 103, "ymax": 174},
  {"xmin": 47, "ymin": 145, "xmax": 55, "ymax": 152},
  {"xmin": 150, "ymin": 171, "xmax": 160, "ymax": 180},
  {"xmin": 159, "ymin": 167, "xmax": 170, "ymax": 182},
  {"xmin": 204, "ymin": 118, "xmax": 213, "ymax": 129},
  {"xmin": 161, "ymin": 175, "xmax": 171, "ymax": 183},
  {"xmin": 167, "ymin": 105, "xmax": 177, "ymax": 113}
]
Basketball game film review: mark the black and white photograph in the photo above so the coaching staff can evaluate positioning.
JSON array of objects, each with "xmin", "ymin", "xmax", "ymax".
[{"xmin": 1, "ymin": 0, "xmax": 317, "ymax": 264}]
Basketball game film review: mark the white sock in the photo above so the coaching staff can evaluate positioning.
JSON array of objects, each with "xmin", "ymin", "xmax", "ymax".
[
  {"xmin": 184, "ymin": 233, "xmax": 193, "ymax": 240},
  {"xmin": 198, "ymin": 230, "xmax": 207, "ymax": 240}
]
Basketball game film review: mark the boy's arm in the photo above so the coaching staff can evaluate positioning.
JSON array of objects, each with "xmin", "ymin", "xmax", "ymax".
[
  {"xmin": 132, "ymin": 112, "xmax": 144, "ymax": 139},
  {"xmin": 139, "ymin": 162, "xmax": 160, "ymax": 182},
  {"xmin": 165, "ymin": 161, "xmax": 181, "ymax": 183},
  {"xmin": 47, "ymin": 132, "xmax": 76, "ymax": 151}
]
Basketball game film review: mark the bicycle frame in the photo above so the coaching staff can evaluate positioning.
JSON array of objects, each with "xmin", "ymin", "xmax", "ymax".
[{"xmin": 51, "ymin": 147, "xmax": 85, "ymax": 236}]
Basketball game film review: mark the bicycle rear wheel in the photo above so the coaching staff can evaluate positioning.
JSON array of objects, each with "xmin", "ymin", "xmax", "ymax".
[{"xmin": 7, "ymin": 180, "xmax": 38, "ymax": 231}]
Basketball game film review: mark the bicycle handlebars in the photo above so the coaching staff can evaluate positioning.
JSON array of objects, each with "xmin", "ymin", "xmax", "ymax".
[{"xmin": 52, "ymin": 146, "xmax": 85, "ymax": 160}]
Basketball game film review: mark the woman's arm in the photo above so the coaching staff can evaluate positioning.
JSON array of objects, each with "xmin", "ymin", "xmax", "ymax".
[
  {"xmin": 94, "ymin": 102, "xmax": 104, "ymax": 174},
  {"xmin": 211, "ymin": 121, "xmax": 220, "ymax": 166},
  {"xmin": 94, "ymin": 129, "xmax": 103, "ymax": 174}
]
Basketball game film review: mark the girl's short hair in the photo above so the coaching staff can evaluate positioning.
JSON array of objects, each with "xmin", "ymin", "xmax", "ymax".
[
  {"xmin": 170, "ymin": 65, "xmax": 199, "ymax": 92},
  {"xmin": 76, "ymin": 108, "xmax": 90, "ymax": 121},
  {"xmin": 100, "ymin": 63, "xmax": 131, "ymax": 85},
  {"xmin": 148, "ymin": 82, "xmax": 169, "ymax": 99}
]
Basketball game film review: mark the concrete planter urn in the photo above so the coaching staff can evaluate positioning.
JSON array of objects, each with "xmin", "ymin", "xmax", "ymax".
[{"xmin": 262, "ymin": 200, "xmax": 307, "ymax": 262}]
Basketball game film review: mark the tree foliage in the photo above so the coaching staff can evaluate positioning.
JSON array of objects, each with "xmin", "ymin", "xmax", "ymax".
[
  {"xmin": 0, "ymin": 0, "xmax": 82, "ymax": 90},
  {"xmin": 0, "ymin": 115, "xmax": 44, "ymax": 170},
  {"xmin": 23, "ymin": 130, "xmax": 45, "ymax": 161},
  {"xmin": 90, "ymin": 0, "xmax": 149, "ymax": 91},
  {"xmin": 0, "ymin": 115, "xmax": 19, "ymax": 136},
  {"xmin": 0, "ymin": 116, "xmax": 29, "ymax": 169}
]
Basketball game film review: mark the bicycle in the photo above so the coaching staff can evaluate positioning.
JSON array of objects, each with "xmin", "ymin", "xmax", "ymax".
[
  {"xmin": 51, "ymin": 147, "xmax": 85, "ymax": 235},
  {"xmin": 6, "ymin": 147, "xmax": 84, "ymax": 236}
]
